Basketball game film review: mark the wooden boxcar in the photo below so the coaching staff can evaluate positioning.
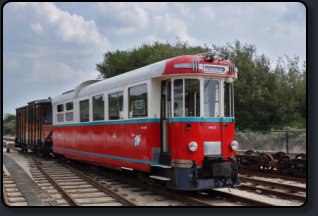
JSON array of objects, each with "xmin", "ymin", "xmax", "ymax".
[{"xmin": 15, "ymin": 98, "xmax": 53, "ymax": 153}]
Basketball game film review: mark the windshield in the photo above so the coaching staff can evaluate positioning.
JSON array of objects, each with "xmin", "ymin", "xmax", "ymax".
[{"xmin": 204, "ymin": 79, "xmax": 219, "ymax": 117}]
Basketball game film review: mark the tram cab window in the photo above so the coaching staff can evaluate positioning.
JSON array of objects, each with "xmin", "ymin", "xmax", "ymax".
[
  {"xmin": 173, "ymin": 79, "xmax": 183, "ymax": 117},
  {"xmin": 204, "ymin": 80, "xmax": 219, "ymax": 117},
  {"xmin": 185, "ymin": 79, "xmax": 200, "ymax": 117},
  {"xmin": 109, "ymin": 92, "xmax": 123, "ymax": 120},
  {"xmin": 224, "ymin": 82, "xmax": 234, "ymax": 117},
  {"xmin": 173, "ymin": 79, "xmax": 200, "ymax": 117},
  {"xmin": 93, "ymin": 94, "xmax": 105, "ymax": 121},
  {"xmin": 129, "ymin": 84, "xmax": 147, "ymax": 118},
  {"xmin": 80, "ymin": 100, "xmax": 89, "ymax": 122}
]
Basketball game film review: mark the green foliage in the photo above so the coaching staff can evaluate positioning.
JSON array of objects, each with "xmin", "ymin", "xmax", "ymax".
[
  {"xmin": 235, "ymin": 130, "xmax": 306, "ymax": 153},
  {"xmin": 96, "ymin": 40, "xmax": 209, "ymax": 79},
  {"xmin": 96, "ymin": 40, "xmax": 306, "ymax": 130},
  {"xmin": 3, "ymin": 113, "xmax": 16, "ymax": 136}
]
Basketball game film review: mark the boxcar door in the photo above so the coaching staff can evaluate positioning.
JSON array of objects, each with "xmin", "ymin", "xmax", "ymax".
[{"xmin": 160, "ymin": 80, "xmax": 172, "ymax": 165}]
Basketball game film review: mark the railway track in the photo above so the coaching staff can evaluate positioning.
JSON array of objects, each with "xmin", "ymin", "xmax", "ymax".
[
  {"xmin": 3, "ymin": 143, "xmax": 305, "ymax": 206},
  {"xmin": 31, "ymin": 156, "xmax": 137, "ymax": 206},
  {"xmin": 238, "ymin": 176, "xmax": 306, "ymax": 202},
  {"xmin": 239, "ymin": 169, "xmax": 306, "ymax": 183},
  {"xmin": 69, "ymin": 160, "xmax": 276, "ymax": 206},
  {"xmin": 3, "ymin": 171, "xmax": 28, "ymax": 206}
]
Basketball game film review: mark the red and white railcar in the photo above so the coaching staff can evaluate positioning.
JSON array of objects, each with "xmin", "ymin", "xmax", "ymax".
[{"xmin": 52, "ymin": 51, "xmax": 240, "ymax": 190}]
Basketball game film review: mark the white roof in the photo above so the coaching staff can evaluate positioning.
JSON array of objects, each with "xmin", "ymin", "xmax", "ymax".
[{"xmin": 52, "ymin": 59, "xmax": 166, "ymax": 105}]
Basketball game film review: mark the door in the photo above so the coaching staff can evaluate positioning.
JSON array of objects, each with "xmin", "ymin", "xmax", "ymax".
[{"xmin": 160, "ymin": 80, "xmax": 171, "ymax": 164}]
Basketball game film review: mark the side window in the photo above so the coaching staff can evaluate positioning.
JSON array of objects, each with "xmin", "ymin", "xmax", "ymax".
[
  {"xmin": 57, "ymin": 104, "xmax": 64, "ymax": 122},
  {"xmin": 65, "ymin": 102, "xmax": 73, "ymax": 121},
  {"xmin": 129, "ymin": 84, "xmax": 147, "ymax": 118},
  {"xmin": 109, "ymin": 92, "xmax": 123, "ymax": 120},
  {"xmin": 80, "ymin": 100, "xmax": 89, "ymax": 122},
  {"xmin": 57, "ymin": 104, "xmax": 64, "ymax": 112},
  {"xmin": 173, "ymin": 79, "xmax": 183, "ymax": 117},
  {"xmin": 66, "ymin": 102, "xmax": 73, "ymax": 110},
  {"xmin": 93, "ymin": 94, "xmax": 105, "ymax": 121},
  {"xmin": 224, "ymin": 82, "xmax": 234, "ymax": 117}
]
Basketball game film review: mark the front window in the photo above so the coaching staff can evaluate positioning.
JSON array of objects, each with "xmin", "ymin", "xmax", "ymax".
[
  {"xmin": 173, "ymin": 79, "xmax": 183, "ymax": 117},
  {"xmin": 204, "ymin": 80, "xmax": 219, "ymax": 117},
  {"xmin": 173, "ymin": 79, "xmax": 200, "ymax": 117},
  {"xmin": 185, "ymin": 79, "xmax": 200, "ymax": 117}
]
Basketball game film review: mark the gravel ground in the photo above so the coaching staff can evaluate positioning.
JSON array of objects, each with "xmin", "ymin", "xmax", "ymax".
[{"xmin": 3, "ymin": 147, "xmax": 34, "ymax": 180}]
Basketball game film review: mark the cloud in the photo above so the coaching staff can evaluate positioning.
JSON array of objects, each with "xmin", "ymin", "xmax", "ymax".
[
  {"xmin": 31, "ymin": 23, "xmax": 43, "ymax": 34},
  {"xmin": 4, "ymin": 58, "xmax": 19, "ymax": 71},
  {"xmin": 199, "ymin": 5, "xmax": 215, "ymax": 19},
  {"xmin": 153, "ymin": 13, "xmax": 198, "ymax": 45},
  {"xmin": 98, "ymin": 2, "xmax": 149, "ymax": 36},
  {"xmin": 13, "ymin": 2, "xmax": 109, "ymax": 48},
  {"xmin": 27, "ymin": 61, "xmax": 75, "ymax": 82}
]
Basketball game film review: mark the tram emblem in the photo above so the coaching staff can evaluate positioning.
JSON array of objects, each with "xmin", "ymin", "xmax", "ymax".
[
  {"xmin": 134, "ymin": 135, "xmax": 141, "ymax": 149},
  {"xmin": 112, "ymin": 132, "xmax": 117, "ymax": 139}
]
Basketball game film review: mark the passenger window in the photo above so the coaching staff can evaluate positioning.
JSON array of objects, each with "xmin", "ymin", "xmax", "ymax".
[
  {"xmin": 65, "ymin": 112, "xmax": 73, "ymax": 121},
  {"xmin": 109, "ymin": 92, "xmax": 123, "ymax": 120},
  {"xmin": 173, "ymin": 79, "xmax": 183, "ymax": 117},
  {"xmin": 93, "ymin": 95, "xmax": 105, "ymax": 121},
  {"xmin": 204, "ymin": 80, "xmax": 219, "ymax": 117},
  {"xmin": 57, "ymin": 104, "xmax": 64, "ymax": 112},
  {"xmin": 129, "ymin": 84, "xmax": 147, "ymax": 118},
  {"xmin": 57, "ymin": 113, "xmax": 64, "ymax": 122},
  {"xmin": 80, "ymin": 100, "xmax": 89, "ymax": 122},
  {"xmin": 185, "ymin": 79, "xmax": 200, "ymax": 117},
  {"xmin": 66, "ymin": 102, "xmax": 73, "ymax": 111}
]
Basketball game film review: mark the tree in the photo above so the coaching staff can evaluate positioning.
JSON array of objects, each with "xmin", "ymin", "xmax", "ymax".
[
  {"xmin": 96, "ymin": 40, "xmax": 306, "ymax": 130},
  {"xmin": 3, "ymin": 113, "xmax": 16, "ymax": 136}
]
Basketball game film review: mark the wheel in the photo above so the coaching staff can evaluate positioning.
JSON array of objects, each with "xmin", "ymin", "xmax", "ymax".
[
  {"xmin": 295, "ymin": 153, "xmax": 306, "ymax": 159},
  {"xmin": 244, "ymin": 150, "xmax": 255, "ymax": 155},
  {"xmin": 258, "ymin": 153, "xmax": 274, "ymax": 171},
  {"xmin": 273, "ymin": 152, "xmax": 287, "ymax": 161}
]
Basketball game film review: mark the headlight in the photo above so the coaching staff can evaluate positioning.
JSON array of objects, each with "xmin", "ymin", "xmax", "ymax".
[
  {"xmin": 189, "ymin": 141, "xmax": 198, "ymax": 152},
  {"xmin": 231, "ymin": 141, "xmax": 239, "ymax": 151}
]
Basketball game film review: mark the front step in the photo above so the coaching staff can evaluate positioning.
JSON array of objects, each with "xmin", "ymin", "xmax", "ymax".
[
  {"xmin": 149, "ymin": 175, "xmax": 171, "ymax": 181},
  {"xmin": 151, "ymin": 164, "xmax": 172, "ymax": 169},
  {"xmin": 150, "ymin": 163, "xmax": 172, "ymax": 182}
]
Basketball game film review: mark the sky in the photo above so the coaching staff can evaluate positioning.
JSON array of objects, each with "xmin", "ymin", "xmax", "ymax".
[{"xmin": 2, "ymin": 2, "xmax": 306, "ymax": 115}]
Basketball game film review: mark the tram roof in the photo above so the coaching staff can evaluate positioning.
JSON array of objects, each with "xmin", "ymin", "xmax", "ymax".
[{"xmin": 52, "ymin": 54, "xmax": 235, "ymax": 105}]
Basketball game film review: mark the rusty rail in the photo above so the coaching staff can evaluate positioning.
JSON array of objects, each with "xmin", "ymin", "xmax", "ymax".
[{"xmin": 32, "ymin": 156, "xmax": 80, "ymax": 206}]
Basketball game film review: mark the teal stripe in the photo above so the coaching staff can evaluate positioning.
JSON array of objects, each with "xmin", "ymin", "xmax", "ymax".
[
  {"xmin": 53, "ymin": 117, "xmax": 234, "ymax": 128},
  {"xmin": 52, "ymin": 147, "xmax": 159, "ymax": 165},
  {"xmin": 54, "ymin": 118, "xmax": 160, "ymax": 127},
  {"xmin": 167, "ymin": 117, "xmax": 235, "ymax": 123}
]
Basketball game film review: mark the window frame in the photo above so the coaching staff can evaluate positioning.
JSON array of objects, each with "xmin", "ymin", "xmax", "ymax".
[
  {"xmin": 65, "ymin": 101, "xmax": 73, "ymax": 111},
  {"xmin": 92, "ymin": 94, "xmax": 105, "ymax": 121},
  {"xmin": 203, "ymin": 79, "xmax": 220, "ymax": 118},
  {"xmin": 172, "ymin": 78, "xmax": 201, "ymax": 118},
  {"xmin": 57, "ymin": 104, "xmax": 64, "ymax": 113},
  {"xmin": 79, "ymin": 99, "xmax": 90, "ymax": 122},
  {"xmin": 108, "ymin": 91, "xmax": 123, "ymax": 120},
  {"xmin": 128, "ymin": 83, "xmax": 148, "ymax": 119}
]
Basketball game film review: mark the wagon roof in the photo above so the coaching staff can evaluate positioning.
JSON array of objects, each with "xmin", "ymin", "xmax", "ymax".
[{"xmin": 16, "ymin": 98, "xmax": 52, "ymax": 110}]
